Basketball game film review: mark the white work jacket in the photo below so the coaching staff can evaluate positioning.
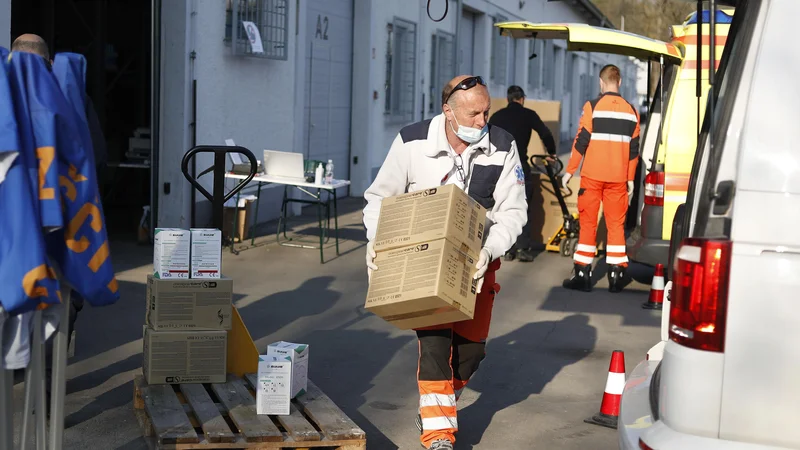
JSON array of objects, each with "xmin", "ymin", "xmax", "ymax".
[{"xmin": 363, "ymin": 113, "xmax": 528, "ymax": 261}]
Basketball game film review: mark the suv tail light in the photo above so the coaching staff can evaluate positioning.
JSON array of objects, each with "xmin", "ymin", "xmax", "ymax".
[
  {"xmin": 669, "ymin": 238, "xmax": 732, "ymax": 352},
  {"xmin": 644, "ymin": 171, "xmax": 665, "ymax": 206},
  {"xmin": 639, "ymin": 439, "xmax": 655, "ymax": 450}
]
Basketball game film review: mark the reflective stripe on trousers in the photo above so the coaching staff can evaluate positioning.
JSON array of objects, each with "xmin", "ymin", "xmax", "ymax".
[
  {"xmin": 573, "ymin": 177, "xmax": 629, "ymax": 267},
  {"xmin": 415, "ymin": 259, "xmax": 500, "ymax": 448}
]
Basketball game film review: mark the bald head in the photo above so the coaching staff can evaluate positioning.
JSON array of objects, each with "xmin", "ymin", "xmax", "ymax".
[
  {"xmin": 441, "ymin": 75, "xmax": 491, "ymax": 145},
  {"xmin": 12, "ymin": 34, "xmax": 50, "ymax": 60},
  {"xmin": 442, "ymin": 75, "xmax": 489, "ymax": 109}
]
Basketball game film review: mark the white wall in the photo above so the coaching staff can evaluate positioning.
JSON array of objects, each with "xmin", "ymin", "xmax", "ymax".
[
  {"xmin": 159, "ymin": 0, "xmax": 302, "ymax": 228},
  {"xmin": 158, "ymin": 0, "xmax": 193, "ymax": 229},
  {"xmin": 157, "ymin": 0, "xmax": 645, "ymax": 228}
]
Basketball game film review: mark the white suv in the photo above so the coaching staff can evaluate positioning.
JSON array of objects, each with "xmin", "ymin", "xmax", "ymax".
[{"xmin": 619, "ymin": 1, "xmax": 800, "ymax": 449}]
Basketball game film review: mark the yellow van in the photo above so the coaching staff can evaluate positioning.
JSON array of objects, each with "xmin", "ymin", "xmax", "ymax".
[
  {"xmin": 629, "ymin": 8, "xmax": 734, "ymax": 269},
  {"xmin": 497, "ymin": 7, "xmax": 734, "ymax": 269}
]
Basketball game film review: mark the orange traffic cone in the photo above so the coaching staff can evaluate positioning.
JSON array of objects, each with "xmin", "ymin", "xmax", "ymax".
[
  {"xmin": 642, "ymin": 264, "xmax": 665, "ymax": 310},
  {"xmin": 584, "ymin": 350, "xmax": 625, "ymax": 429}
]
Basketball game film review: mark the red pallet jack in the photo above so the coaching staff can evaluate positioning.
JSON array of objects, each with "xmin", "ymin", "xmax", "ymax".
[{"xmin": 530, "ymin": 154, "xmax": 581, "ymax": 258}]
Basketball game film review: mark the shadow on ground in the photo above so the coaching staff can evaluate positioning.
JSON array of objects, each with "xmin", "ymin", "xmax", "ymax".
[
  {"xmin": 235, "ymin": 276, "xmax": 409, "ymax": 447},
  {"xmin": 539, "ymin": 272, "xmax": 660, "ymax": 327},
  {"xmin": 237, "ymin": 276, "xmax": 341, "ymax": 346},
  {"xmin": 302, "ymin": 324, "xmax": 414, "ymax": 450},
  {"xmin": 457, "ymin": 314, "xmax": 597, "ymax": 448}
]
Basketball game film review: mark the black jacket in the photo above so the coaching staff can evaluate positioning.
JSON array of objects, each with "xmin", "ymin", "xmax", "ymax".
[{"xmin": 488, "ymin": 102, "xmax": 556, "ymax": 167}]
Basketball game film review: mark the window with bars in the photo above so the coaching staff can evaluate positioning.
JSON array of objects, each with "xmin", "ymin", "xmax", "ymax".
[
  {"xmin": 385, "ymin": 18, "xmax": 417, "ymax": 123},
  {"xmin": 225, "ymin": 0, "xmax": 289, "ymax": 60},
  {"xmin": 491, "ymin": 15, "xmax": 508, "ymax": 84},
  {"xmin": 528, "ymin": 40, "xmax": 542, "ymax": 92},
  {"xmin": 429, "ymin": 31, "xmax": 455, "ymax": 112}
]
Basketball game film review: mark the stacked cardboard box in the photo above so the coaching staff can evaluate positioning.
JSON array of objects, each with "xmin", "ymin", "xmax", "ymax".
[
  {"xmin": 365, "ymin": 185, "xmax": 487, "ymax": 330},
  {"xmin": 143, "ymin": 228, "xmax": 231, "ymax": 385}
]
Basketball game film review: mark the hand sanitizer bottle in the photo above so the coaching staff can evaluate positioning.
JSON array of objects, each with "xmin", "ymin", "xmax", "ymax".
[{"xmin": 314, "ymin": 163, "xmax": 324, "ymax": 185}]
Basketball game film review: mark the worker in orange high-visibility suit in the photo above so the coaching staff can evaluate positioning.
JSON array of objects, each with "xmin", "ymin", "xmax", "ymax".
[{"xmin": 561, "ymin": 64, "xmax": 640, "ymax": 293}]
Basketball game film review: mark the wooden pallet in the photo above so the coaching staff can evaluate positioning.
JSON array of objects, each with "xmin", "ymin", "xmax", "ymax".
[{"xmin": 133, "ymin": 374, "xmax": 366, "ymax": 449}]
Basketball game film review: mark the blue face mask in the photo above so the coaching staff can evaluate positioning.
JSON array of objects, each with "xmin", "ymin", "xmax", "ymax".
[{"xmin": 449, "ymin": 114, "xmax": 488, "ymax": 144}]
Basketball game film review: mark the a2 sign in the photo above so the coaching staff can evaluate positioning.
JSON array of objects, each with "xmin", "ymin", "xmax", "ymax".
[{"xmin": 315, "ymin": 14, "xmax": 329, "ymax": 40}]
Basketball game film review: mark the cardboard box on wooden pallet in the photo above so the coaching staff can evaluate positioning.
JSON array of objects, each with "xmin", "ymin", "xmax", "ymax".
[
  {"xmin": 373, "ymin": 184, "xmax": 486, "ymax": 259},
  {"xmin": 365, "ymin": 239, "xmax": 478, "ymax": 330},
  {"xmin": 142, "ymin": 327, "xmax": 227, "ymax": 384},
  {"xmin": 145, "ymin": 275, "xmax": 233, "ymax": 330}
]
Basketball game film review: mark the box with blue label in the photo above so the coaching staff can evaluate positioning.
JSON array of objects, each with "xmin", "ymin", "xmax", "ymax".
[{"xmin": 266, "ymin": 341, "xmax": 309, "ymax": 398}]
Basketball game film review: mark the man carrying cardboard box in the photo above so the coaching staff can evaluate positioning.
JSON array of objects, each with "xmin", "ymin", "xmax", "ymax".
[{"xmin": 363, "ymin": 75, "xmax": 527, "ymax": 450}]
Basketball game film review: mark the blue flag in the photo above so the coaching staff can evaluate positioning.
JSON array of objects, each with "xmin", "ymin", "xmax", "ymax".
[
  {"xmin": 52, "ymin": 53, "xmax": 88, "ymax": 127},
  {"xmin": 6, "ymin": 52, "xmax": 63, "ymax": 231},
  {"xmin": 8, "ymin": 51, "xmax": 119, "ymax": 308},
  {"xmin": 0, "ymin": 55, "xmax": 62, "ymax": 314},
  {"xmin": 0, "ymin": 47, "xmax": 8, "ymax": 61}
]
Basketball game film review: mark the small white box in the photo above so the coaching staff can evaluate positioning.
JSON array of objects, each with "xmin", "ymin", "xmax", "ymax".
[
  {"xmin": 190, "ymin": 229, "xmax": 222, "ymax": 279},
  {"xmin": 256, "ymin": 355, "xmax": 292, "ymax": 415},
  {"xmin": 267, "ymin": 341, "xmax": 308, "ymax": 398},
  {"xmin": 153, "ymin": 228, "xmax": 190, "ymax": 279}
]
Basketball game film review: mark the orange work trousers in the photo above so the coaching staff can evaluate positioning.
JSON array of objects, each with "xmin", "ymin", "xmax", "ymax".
[
  {"xmin": 572, "ymin": 177, "xmax": 629, "ymax": 267},
  {"xmin": 414, "ymin": 259, "xmax": 501, "ymax": 448}
]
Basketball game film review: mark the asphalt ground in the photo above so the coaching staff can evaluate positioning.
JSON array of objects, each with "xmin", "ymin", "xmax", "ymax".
[{"xmin": 9, "ymin": 197, "xmax": 661, "ymax": 450}]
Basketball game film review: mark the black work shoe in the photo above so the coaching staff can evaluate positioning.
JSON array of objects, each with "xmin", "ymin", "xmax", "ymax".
[
  {"xmin": 517, "ymin": 248, "xmax": 535, "ymax": 262},
  {"xmin": 608, "ymin": 265, "xmax": 627, "ymax": 293},
  {"xmin": 504, "ymin": 251, "xmax": 516, "ymax": 261},
  {"xmin": 563, "ymin": 263, "xmax": 592, "ymax": 292}
]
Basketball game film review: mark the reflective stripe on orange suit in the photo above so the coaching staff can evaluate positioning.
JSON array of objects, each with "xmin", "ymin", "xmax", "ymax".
[
  {"xmin": 566, "ymin": 93, "xmax": 640, "ymax": 267},
  {"xmin": 415, "ymin": 258, "xmax": 501, "ymax": 448}
]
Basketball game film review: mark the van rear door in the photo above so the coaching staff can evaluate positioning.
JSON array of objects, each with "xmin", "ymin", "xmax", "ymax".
[{"xmin": 495, "ymin": 22, "xmax": 684, "ymax": 65}]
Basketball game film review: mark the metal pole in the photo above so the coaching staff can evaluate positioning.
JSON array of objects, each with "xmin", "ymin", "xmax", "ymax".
[
  {"xmin": 696, "ymin": 1, "xmax": 702, "ymax": 137},
  {"xmin": 48, "ymin": 291, "xmax": 71, "ymax": 450},
  {"xmin": 34, "ymin": 311, "xmax": 47, "ymax": 450},
  {"xmin": 21, "ymin": 357, "xmax": 36, "ymax": 450},
  {"xmin": 212, "ymin": 151, "xmax": 227, "ymax": 231},
  {"xmin": 151, "ymin": 0, "xmax": 162, "ymax": 237},
  {"xmin": 659, "ymin": 56, "xmax": 664, "ymax": 146},
  {"xmin": 708, "ymin": 0, "xmax": 716, "ymax": 155},
  {"xmin": 0, "ymin": 367, "xmax": 13, "ymax": 450}
]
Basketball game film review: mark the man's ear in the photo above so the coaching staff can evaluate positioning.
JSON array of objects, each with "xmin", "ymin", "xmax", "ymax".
[{"xmin": 442, "ymin": 103, "xmax": 452, "ymax": 119}]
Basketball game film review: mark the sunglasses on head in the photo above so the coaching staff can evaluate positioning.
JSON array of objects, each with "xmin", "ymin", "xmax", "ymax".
[{"xmin": 444, "ymin": 76, "xmax": 486, "ymax": 105}]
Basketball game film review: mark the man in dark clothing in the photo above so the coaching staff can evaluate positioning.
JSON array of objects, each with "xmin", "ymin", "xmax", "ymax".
[{"xmin": 488, "ymin": 85, "xmax": 556, "ymax": 262}]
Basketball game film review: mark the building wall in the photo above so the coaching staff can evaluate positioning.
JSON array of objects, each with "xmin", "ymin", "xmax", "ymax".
[
  {"xmin": 155, "ymin": 0, "xmax": 643, "ymax": 228},
  {"xmin": 349, "ymin": 0, "xmax": 643, "ymax": 196},
  {"xmin": 158, "ymin": 0, "xmax": 302, "ymax": 228}
]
